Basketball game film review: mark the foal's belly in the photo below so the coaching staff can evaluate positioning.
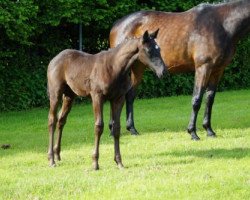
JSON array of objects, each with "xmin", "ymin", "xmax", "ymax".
[{"xmin": 66, "ymin": 78, "xmax": 91, "ymax": 97}]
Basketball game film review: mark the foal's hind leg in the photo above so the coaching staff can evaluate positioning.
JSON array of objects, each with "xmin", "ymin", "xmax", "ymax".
[
  {"xmin": 188, "ymin": 64, "xmax": 212, "ymax": 140},
  {"xmin": 54, "ymin": 92, "xmax": 75, "ymax": 161},
  {"xmin": 203, "ymin": 70, "xmax": 224, "ymax": 137},
  {"xmin": 48, "ymin": 93, "xmax": 60, "ymax": 167}
]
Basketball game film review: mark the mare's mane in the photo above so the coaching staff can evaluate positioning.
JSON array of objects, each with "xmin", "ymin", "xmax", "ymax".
[{"xmin": 194, "ymin": 0, "xmax": 245, "ymax": 10}]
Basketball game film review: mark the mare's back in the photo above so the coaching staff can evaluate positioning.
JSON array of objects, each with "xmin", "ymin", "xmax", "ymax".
[{"xmin": 111, "ymin": 6, "xmax": 224, "ymax": 72}]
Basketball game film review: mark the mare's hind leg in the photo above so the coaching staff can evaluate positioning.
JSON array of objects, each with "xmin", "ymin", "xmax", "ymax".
[
  {"xmin": 111, "ymin": 95, "xmax": 125, "ymax": 169},
  {"xmin": 54, "ymin": 89, "xmax": 75, "ymax": 161},
  {"xmin": 109, "ymin": 62, "xmax": 145, "ymax": 135},
  {"xmin": 187, "ymin": 63, "xmax": 212, "ymax": 140},
  {"xmin": 125, "ymin": 88, "xmax": 138, "ymax": 135},
  {"xmin": 48, "ymin": 92, "xmax": 61, "ymax": 167},
  {"xmin": 126, "ymin": 62, "xmax": 146, "ymax": 135},
  {"xmin": 203, "ymin": 70, "xmax": 224, "ymax": 137}
]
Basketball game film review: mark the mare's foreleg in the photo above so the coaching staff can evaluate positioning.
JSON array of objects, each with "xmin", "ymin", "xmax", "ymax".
[
  {"xmin": 125, "ymin": 87, "xmax": 138, "ymax": 135},
  {"xmin": 126, "ymin": 63, "xmax": 146, "ymax": 135},
  {"xmin": 187, "ymin": 64, "xmax": 212, "ymax": 140},
  {"xmin": 54, "ymin": 93, "xmax": 75, "ymax": 161},
  {"xmin": 203, "ymin": 85, "xmax": 216, "ymax": 137},
  {"xmin": 111, "ymin": 96, "xmax": 125, "ymax": 169},
  {"xmin": 91, "ymin": 94, "xmax": 104, "ymax": 170},
  {"xmin": 203, "ymin": 70, "xmax": 224, "ymax": 137}
]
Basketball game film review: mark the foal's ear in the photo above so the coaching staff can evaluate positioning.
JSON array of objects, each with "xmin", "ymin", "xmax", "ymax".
[
  {"xmin": 150, "ymin": 28, "xmax": 159, "ymax": 39},
  {"xmin": 142, "ymin": 30, "xmax": 150, "ymax": 44}
]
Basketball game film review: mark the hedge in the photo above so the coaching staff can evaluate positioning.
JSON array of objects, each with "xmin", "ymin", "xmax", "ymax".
[{"xmin": 0, "ymin": 0, "xmax": 249, "ymax": 111}]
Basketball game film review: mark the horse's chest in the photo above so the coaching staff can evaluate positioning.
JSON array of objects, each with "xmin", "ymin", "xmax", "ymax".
[{"xmin": 96, "ymin": 74, "xmax": 131, "ymax": 99}]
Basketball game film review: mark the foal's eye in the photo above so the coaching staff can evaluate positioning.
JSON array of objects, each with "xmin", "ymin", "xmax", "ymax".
[{"xmin": 155, "ymin": 45, "xmax": 161, "ymax": 51}]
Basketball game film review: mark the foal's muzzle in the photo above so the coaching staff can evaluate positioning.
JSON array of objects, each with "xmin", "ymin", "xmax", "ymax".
[{"xmin": 156, "ymin": 64, "xmax": 167, "ymax": 78}]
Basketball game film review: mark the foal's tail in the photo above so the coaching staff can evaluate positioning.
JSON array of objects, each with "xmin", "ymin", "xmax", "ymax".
[{"xmin": 47, "ymin": 81, "xmax": 50, "ymax": 99}]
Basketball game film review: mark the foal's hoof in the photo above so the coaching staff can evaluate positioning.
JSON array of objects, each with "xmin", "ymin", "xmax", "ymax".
[
  {"xmin": 49, "ymin": 162, "xmax": 56, "ymax": 167},
  {"xmin": 127, "ymin": 127, "xmax": 139, "ymax": 135},
  {"xmin": 93, "ymin": 163, "xmax": 99, "ymax": 170},
  {"xmin": 54, "ymin": 154, "xmax": 61, "ymax": 161},
  {"xmin": 117, "ymin": 163, "xmax": 124, "ymax": 169}
]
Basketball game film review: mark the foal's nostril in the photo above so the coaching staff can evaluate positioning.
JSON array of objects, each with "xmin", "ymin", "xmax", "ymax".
[{"xmin": 157, "ymin": 70, "xmax": 164, "ymax": 78}]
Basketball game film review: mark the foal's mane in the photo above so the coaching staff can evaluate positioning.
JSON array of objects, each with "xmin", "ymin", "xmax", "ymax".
[{"xmin": 110, "ymin": 37, "xmax": 139, "ymax": 50}]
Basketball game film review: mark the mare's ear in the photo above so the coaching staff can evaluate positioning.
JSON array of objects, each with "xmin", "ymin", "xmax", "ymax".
[
  {"xmin": 150, "ymin": 28, "xmax": 159, "ymax": 39},
  {"xmin": 142, "ymin": 30, "xmax": 150, "ymax": 43}
]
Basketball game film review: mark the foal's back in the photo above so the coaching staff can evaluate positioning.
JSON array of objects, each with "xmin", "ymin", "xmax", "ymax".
[{"xmin": 48, "ymin": 49, "xmax": 112, "ymax": 97}]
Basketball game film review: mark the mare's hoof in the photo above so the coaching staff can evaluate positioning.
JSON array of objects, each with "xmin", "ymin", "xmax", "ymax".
[
  {"xmin": 93, "ymin": 163, "xmax": 99, "ymax": 170},
  {"xmin": 109, "ymin": 123, "xmax": 112, "ymax": 131},
  {"xmin": 1, "ymin": 144, "xmax": 11, "ymax": 149},
  {"xmin": 127, "ymin": 127, "xmax": 139, "ymax": 135},
  {"xmin": 191, "ymin": 133, "xmax": 200, "ymax": 141},
  {"xmin": 207, "ymin": 130, "xmax": 216, "ymax": 138},
  {"xmin": 207, "ymin": 134, "xmax": 216, "ymax": 138}
]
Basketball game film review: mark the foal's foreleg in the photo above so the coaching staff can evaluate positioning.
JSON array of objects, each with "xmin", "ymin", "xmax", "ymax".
[
  {"xmin": 91, "ymin": 94, "xmax": 104, "ymax": 170},
  {"xmin": 188, "ymin": 64, "xmax": 212, "ymax": 140},
  {"xmin": 111, "ymin": 96, "xmax": 125, "ymax": 169},
  {"xmin": 54, "ymin": 94, "xmax": 74, "ymax": 161}
]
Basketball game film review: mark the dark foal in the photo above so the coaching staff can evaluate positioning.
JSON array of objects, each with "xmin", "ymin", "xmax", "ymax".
[
  {"xmin": 47, "ymin": 30, "xmax": 166, "ymax": 169},
  {"xmin": 110, "ymin": 0, "xmax": 250, "ymax": 140}
]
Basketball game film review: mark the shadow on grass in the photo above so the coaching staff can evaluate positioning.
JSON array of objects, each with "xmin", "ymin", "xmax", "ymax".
[
  {"xmin": 128, "ymin": 158, "xmax": 194, "ymax": 169},
  {"xmin": 158, "ymin": 147, "xmax": 250, "ymax": 159}
]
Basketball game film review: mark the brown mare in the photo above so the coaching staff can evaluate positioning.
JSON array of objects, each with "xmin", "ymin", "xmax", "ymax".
[
  {"xmin": 47, "ymin": 30, "xmax": 166, "ymax": 169},
  {"xmin": 110, "ymin": 0, "xmax": 250, "ymax": 140}
]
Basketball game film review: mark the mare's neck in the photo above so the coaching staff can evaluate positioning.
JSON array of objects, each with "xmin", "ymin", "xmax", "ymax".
[
  {"xmin": 221, "ymin": 0, "xmax": 250, "ymax": 41},
  {"xmin": 112, "ymin": 39, "xmax": 139, "ymax": 74}
]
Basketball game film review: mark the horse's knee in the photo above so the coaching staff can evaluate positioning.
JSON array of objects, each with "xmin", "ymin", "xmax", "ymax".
[
  {"xmin": 192, "ymin": 96, "xmax": 202, "ymax": 111},
  {"xmin": 57, "ymin": 116, "xmax": 67, "ymax": 129},
  {"xmin": 125, "ymin": 88, "xmax": 136, "ymax": 103},
  {"xmin": 111, "ymin": 124, "xmax": 121, "ymax": 138},
  {"xmin": 206, "ymin": 90, "xmax": 215, "ymax": 104},
  {"xmin": 95, "ymin": 122, "xmax": 104, "ymax": 135},
  {"xmin": 48, "ymin": 114, "xmax": 57, "ymax": 131}
]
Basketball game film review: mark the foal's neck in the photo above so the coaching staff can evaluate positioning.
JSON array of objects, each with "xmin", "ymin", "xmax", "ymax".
[
  {"xmin": 222, "ymin": 0, "xmax": 250, "ymax": 41},
  {"xmin": 112, "ymin": 39, "xmax": 139, "ymax": 74}
]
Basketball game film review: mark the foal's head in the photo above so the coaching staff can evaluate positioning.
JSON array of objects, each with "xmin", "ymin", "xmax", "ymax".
[{"xmin": 138, "ymin": 29, "xmax": 166, "ymax": 78}]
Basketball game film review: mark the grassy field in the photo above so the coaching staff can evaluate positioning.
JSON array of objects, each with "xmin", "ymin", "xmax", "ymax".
[{"xmin": 0, "ymin": 89, "xmax": 250, "ymax": 200}]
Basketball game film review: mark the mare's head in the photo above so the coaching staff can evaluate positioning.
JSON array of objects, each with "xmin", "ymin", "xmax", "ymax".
[{"xmin": 138, "ymin": 29, "xmax": 166, "ymax": 78}]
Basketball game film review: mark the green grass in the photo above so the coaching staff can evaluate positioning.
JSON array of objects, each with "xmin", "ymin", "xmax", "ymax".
[{"xmin": 1, "ymin": 89, "xmax": 250, "ymax": 200}]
